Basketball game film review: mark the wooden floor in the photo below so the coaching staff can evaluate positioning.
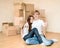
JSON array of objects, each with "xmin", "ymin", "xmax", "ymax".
[{"xmin": 0, "ymin": 32, "xmax": 60, "ymax": 48}]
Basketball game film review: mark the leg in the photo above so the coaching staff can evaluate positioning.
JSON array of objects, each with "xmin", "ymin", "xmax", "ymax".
[
  {"xmin": 26, "ymin": 36, "xmax": 39, "ymax": 45},
  {"xmin": 41, "ymin": 35, "xmax": 54, "ymax": 46},
  {"xmin": 23, "ymin": 31, "xmax": 34, "ymax": 41},
  {"xmin": 30, "ymin": 28, "xmax": 43, "ymax": 44},
  {"xmin": 23, "ymin": 28, "xmax": 43, "ymax": 44}
]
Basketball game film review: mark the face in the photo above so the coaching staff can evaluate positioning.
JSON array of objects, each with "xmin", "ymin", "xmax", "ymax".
[
  {"xmin": 30, "ymin": 17, "xmax": 34, "ymax": 23},
  {"xmin": 33, "ymin": 12, "xmax": 39, "ymax": 20}
]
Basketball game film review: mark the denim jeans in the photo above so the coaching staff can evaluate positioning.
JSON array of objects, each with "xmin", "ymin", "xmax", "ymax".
[
  {"xmin": 23, "ymin": 28, "xmax": 43, "ymax": 44},
  {"xmin": 41, "ymin": 35, "xmax": 54, "ymax": 46},
  {"xmin": 26, "ymin": 36, "xmax": 39, "ymax": 45},
  {"xmin": 26, "ymin": 35, "xmax": 54, "ymax": 46},
  {"xmin": 23, "ymin": 28, "xmax": 53, "ymax": 46}
]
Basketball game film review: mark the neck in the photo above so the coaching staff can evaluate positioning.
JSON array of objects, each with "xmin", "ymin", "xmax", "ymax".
[{"xmin": 34, "ymin": 18, "xmax": 39, "ymax": 20}]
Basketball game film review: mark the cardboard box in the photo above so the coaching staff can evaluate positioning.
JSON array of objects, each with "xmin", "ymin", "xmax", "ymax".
[{"xmin": 2, "ymin": 24, "xmax": 17, "ymax": 36}]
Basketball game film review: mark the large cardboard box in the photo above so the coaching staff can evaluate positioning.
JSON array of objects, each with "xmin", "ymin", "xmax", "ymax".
[{"xmin": 2, "ymin": 23, "xmax": 17, "ymax": 36}]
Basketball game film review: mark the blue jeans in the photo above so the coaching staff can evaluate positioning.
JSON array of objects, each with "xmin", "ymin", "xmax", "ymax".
[
  {"xmin": 23, "ymin": 28, "xmax": 54, "ymax": 46},
  {"xmin": 41, "ymin": 35, "xmax": 54, "ymax": 46},
  {"xmin": 26, "ymin": 35, "xmax": 54, "ymax": 46},
  {"xmin": 23, "ymin": 28, "xmax": 43, "ymax": 44},
  {"xmin": 26, "ymin": 36, "xmax": 39, "ymax": 45}
]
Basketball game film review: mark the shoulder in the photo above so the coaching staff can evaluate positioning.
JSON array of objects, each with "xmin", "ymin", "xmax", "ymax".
[
  {"xmin": 25, "ymin": 22, "xmax": 28, "ymax": 25},
  {"xmin": 24, "ymin": 22, "xmax": 29, "ymax": 27}
]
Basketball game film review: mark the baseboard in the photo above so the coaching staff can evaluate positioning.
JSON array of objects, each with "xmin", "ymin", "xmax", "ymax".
[{"xmin": 47, "ymin": 31, "xmax": 60, "ymax": 33}]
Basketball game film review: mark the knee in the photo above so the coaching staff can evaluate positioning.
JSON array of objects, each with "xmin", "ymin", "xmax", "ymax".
[
  {"xmin": 32, "ymin": 28, "xmax": 38, "ymax": 31},
  {"xmin": 26, "ymin": 39, "xmax": 30, "ymax": 44},
  {"xmin": 23, "ymin": 37, "xmax": 26, "ymax": 41}
]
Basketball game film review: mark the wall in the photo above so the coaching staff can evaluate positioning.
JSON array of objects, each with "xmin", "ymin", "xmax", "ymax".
[
  {"xmin": 0, "ymin": 0, "xmax": 60, "ymax": 33},
  {"xmin": 39, "ymin": 0, "xmax": 60, "ymax": 33},
  {"xmin": 0, "ymin": 0, "xmax": 14, "ymax": 31}
]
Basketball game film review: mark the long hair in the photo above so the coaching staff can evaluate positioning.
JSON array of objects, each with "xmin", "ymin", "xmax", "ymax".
[{"xmin": 27, "ymin": 15, "xmax": 33, "ymax": 32}]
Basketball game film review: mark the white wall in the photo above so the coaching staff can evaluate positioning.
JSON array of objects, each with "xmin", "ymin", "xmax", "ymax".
[
  {"xmin": 0, "ymin": 0, "xmax": 14, "ymax": 31},
  {"xmin": 39, "ymin": 0, "xmax": 60, "ymax": 33}
]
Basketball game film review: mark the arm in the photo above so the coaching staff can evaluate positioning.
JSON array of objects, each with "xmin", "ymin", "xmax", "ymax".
[
  {"xmin": 42, "ymin": 26, "xmax": 46, "ymax": 36},
  {"xmin": 21, "ymin": 23, "xmax": 29, "ymax": 38},
  {"xmin": 41, "ymin": 20, "xmax": 48, "ymax": 36}
]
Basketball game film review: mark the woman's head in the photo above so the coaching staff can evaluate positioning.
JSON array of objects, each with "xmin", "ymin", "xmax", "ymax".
[
  {"xmin": 33, "ymin": 10, "xmax": 40, "ymax": 20},
  {"xmin": 27, "ymin": 15, "xmax": 34, "ymax": 24}
]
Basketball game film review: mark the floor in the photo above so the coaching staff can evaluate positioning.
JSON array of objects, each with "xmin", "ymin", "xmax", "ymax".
[{"xmin": 0, "ymin": 32, "xmax": 60, "ymax": 48}]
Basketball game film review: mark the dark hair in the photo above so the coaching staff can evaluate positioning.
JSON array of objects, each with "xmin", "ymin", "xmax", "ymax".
[
  {"xmin": 34, "ymin": 10, "xmax": 40, "ymax": 15},
  {"xmin": 27, "ymin": 15, "xmax": 33, "ymax": 32}
]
